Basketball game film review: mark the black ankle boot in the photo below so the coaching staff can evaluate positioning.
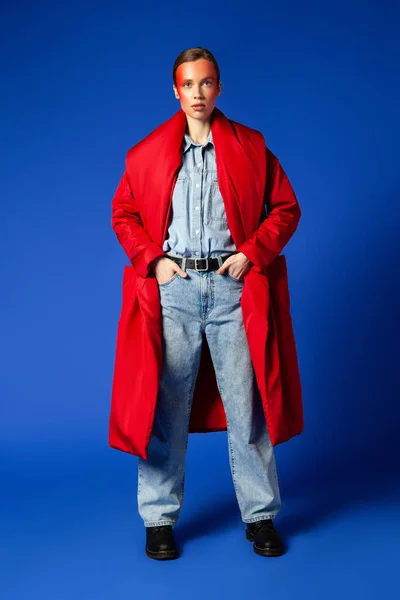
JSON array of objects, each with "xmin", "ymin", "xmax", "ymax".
[
  {"xmin": 145, "ymin": 525, "xmax": 178, "ymax": 560},
  {"xmin": 246, "ymin": 519, "xmax": 285, "ymax": 556}
]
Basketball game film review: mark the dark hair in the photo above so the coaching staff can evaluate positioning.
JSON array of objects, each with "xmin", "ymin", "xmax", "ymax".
[{"xmin": 172, "ymin": 47, "xmax": 220, "ymax": 86}]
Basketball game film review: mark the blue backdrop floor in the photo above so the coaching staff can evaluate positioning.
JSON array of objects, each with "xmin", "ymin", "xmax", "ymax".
[{"xmin": 2, "ymin": 435, "xmax": 398, "ymax": 600}]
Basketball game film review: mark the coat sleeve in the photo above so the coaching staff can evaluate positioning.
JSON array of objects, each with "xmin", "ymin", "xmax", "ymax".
[
  {"xmin": 111, "ymin": 170, "xmax": 166, "ymax": 278},
  {"xmin": 237, "ymin": 147, "xmax": 301, "ymax": 273}
]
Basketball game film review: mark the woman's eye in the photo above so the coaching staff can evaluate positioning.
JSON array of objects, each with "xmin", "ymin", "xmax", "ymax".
[{"xmin": 183, "ymin": 81, "xmax": 212, "ymax": 87}]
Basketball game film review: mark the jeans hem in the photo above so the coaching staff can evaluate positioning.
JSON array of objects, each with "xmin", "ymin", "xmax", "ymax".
[
  {"xmin": 144, "ymin": 520, "xmax": 176, "ymax": 527},
  {"xmin": 243, "ymin": 514, "xmax": 279, "ymax": 524}
]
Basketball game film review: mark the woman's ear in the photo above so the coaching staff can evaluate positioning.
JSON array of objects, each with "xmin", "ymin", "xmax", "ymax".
[{"xmin": 172, "ymin": 84, "xmax": 180, "ymax": 100}]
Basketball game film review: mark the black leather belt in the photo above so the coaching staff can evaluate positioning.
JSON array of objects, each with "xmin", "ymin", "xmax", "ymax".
[{"xmin": 167, "ymin": 253, "xmax": 234, "ymax": 272}]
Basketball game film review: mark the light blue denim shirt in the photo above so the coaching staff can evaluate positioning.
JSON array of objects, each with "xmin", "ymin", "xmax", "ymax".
[{"xmin": 162, "ymin": 130, "xmax": 237, "ymax": 258}]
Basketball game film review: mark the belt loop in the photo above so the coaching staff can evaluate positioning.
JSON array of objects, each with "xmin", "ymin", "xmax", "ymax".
[
  {"xmin": 182, "ymin": 257, "xmax": 187, "ymax": 272},
  {"xmin": 217, "ymin": 256, "xmax": 223, "ymax": 267}
]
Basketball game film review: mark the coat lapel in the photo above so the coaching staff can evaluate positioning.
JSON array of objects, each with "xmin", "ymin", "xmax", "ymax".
[
  {"xmin": 140, "ymin": 107, "xmax": 266, "ymax": 249},
  {"xmin": 211, "ymin": 107, "xmax": 266, "ymax": 243}
]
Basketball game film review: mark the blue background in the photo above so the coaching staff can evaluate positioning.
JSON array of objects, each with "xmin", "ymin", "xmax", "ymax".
[{"xmin": 1, "ymin": 0, "xmax": 399, "ymax": 597}]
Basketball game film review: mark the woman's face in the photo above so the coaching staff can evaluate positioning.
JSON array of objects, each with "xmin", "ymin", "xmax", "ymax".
[{"xmin": 173, "ymin": 59, "xmax": 221, "ymax": 121}]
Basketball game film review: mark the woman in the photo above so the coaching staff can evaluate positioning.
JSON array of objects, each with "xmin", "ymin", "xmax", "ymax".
[{"xmin": 109, "ymin": 47, "xmax": 303, "ymax": 560}]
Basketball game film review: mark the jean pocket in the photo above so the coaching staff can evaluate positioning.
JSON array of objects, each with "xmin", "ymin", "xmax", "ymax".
[
  {"xmin": 158, "ymin": 273, "xmax": 178, "ymax": 287},
  {"xmin": 226, "ymin": 272, "xmax": 244, "ymax": 282}
]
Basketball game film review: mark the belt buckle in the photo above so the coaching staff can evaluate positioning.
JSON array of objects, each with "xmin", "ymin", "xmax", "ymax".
[{"xmin": 194, "ymin": 257, "xmax": 208, "ymax": 272}]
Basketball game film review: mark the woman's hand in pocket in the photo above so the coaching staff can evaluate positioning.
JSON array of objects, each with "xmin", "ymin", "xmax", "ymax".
[
  {"xmin": 216, "ymin": 252, "xmax": 252, "ymax": 280},
  {"xmin": 150, "ymin": 256, "xmax": 187, "ymax": 285}
]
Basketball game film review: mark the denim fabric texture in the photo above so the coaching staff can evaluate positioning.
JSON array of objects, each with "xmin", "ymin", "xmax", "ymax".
[
  {"xmin": 138, "ymin": 132, "xmax": 281, "ymax": 527},
  {"xmin": 162, "ymin": 130, "xmax": 237, "ymax": 258}
]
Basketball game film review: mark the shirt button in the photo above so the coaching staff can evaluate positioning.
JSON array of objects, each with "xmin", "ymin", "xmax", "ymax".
[
  {"xmin": 195, "ymin": 229, "xmax": 200, "ymax": 234},
  {"xmin": 195, "ymin": 206, "xmax": 199, "ymax": 210},
  {"xmin": 195, "ymin": 252, "xmax": 199, "ymax": 255},
  {"xmin": 197, "ymin": 162, "xmax": 202, "ymax": 167},
  {"xmin": 195, "ymin": 183, "xmax": 200, "ymax": 188}
]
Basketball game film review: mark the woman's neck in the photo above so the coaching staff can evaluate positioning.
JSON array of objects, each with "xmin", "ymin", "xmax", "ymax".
[{"xmin": 185, "ymin": 115, "xmax": 211, "ymax": 144}]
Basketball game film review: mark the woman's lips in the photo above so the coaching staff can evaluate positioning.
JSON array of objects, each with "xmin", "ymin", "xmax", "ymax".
[{"xmin": 192, "ymin": 104, "xmax": 205, "ymax": 111}]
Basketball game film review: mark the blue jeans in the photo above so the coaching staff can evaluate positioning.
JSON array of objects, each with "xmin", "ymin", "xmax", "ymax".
[{"xmin": 137, "ymin": 259, "xmax": 281, "ymax": 526}]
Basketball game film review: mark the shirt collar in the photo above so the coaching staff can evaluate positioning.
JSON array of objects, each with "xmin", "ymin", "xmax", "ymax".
[{"xmin": 183, "ymin": 129, "xmax": 213, "ymax": 153}]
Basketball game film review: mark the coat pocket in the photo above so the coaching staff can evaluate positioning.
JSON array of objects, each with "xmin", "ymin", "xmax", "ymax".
[
  {"xmin": 267, "ymin": 254, "xmax": 290, "ymax": 313},
  {"xmin": 121, "ymin": 266, "xmax": 139, "ymax": 314}
]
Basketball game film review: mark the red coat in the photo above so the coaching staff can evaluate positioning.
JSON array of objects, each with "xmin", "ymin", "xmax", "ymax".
[{"xmin": 109, "ymin": 107, "xmax": 303, "ymax": 459}]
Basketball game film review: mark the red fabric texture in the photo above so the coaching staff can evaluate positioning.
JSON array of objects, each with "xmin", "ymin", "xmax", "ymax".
[{"xmin": 109, "ymin": 107, "xmax": 303, "ymax": 458}]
